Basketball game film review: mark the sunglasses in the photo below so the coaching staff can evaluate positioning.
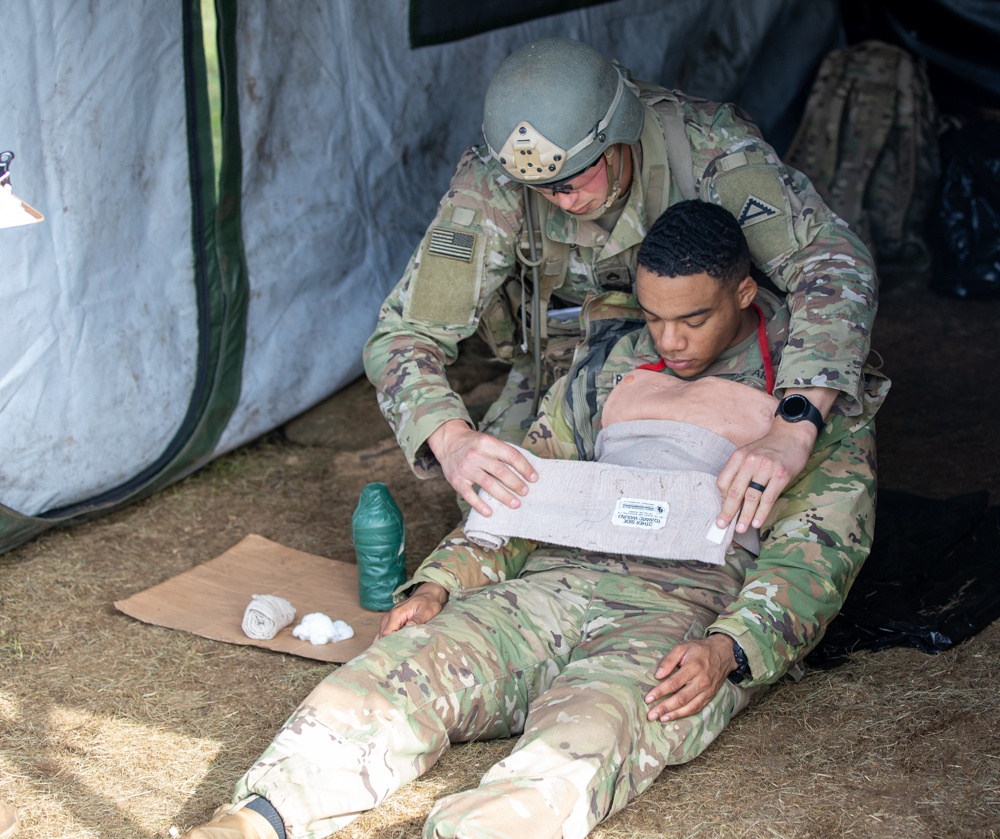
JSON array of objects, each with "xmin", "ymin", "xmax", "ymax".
[{"xmin": 534, "ymin": 154, "xmax": 606, "ymax": 195}]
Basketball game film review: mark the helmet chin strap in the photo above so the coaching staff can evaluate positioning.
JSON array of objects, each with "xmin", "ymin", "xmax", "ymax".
[
  {"xmin": 573, "ymin": 145, "xmax": 626, "ymax": 221},
  {"xmin": 602, "ymin": 146, "xmax": 624, "ymax": 208}
]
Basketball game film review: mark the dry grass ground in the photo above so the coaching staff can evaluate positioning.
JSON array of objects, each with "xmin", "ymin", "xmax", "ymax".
[{"xmin": 2, "ymin": 274, "xmax": 999, "ymax": 838}]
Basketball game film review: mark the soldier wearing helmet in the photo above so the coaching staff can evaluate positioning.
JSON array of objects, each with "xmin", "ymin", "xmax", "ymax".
[
  {"xmin": 482, "ymin": 38, "xmax": 642, "ymax": 216},
  {"xmin": 363, "ymin": 38, "xmax": 878, "ymax": 535}
]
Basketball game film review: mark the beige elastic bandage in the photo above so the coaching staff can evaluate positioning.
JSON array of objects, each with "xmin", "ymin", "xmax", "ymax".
[{"xmin": 463, "ymin": 373, "xmax": 777, "ymax": 564}]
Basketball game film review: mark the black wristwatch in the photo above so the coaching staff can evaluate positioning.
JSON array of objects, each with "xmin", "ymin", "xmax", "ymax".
[
  {"xmin": 775, "ymin": 394, "xmax": 825, "ymax": 433},
  {"xmin": 727, "ymin": 638, "xmax": 751, "ymax": 684}
]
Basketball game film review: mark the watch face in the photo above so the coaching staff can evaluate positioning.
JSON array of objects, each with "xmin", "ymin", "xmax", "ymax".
[
  {"xmin": 782, "ymin": 394, "xmax": 807, "ymax": 419},
  {"xmin": 777, "ymin": 394, "xmax": 825, "ymax": 433}
]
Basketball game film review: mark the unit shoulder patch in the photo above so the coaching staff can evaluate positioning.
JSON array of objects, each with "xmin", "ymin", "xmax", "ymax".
[
  {"xmin": 738, "ymin": 195, "xmax": 783, "ymax": 228},
  {"xmin": 714, "ymin": 164, "xmax": 796, "ymax": 267}
]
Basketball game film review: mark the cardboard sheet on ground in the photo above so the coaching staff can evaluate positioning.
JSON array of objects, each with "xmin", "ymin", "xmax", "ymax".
[{"xmin": 114, "ymin": 534, "xmax": 382, "ymax": 663}]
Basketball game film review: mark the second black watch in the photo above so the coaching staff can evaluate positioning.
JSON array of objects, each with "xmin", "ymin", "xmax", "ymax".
[
  {"xmin": 727, "ymin": 638, "xmax": 751, "ymax": 684},
  {"xmin": 775, "ymin": 394, "xmax": 825, "ymax": 433}
]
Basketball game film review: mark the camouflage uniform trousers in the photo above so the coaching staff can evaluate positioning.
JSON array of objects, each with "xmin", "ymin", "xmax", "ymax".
[{"xmin": 233, "ymin": 549, "xmax": 764, "ymax": 839}]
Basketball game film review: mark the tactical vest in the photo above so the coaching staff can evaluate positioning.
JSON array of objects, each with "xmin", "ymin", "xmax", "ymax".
[{"xmin": 560, "ymin": 291, "xmax": 647, "ymax": 461}]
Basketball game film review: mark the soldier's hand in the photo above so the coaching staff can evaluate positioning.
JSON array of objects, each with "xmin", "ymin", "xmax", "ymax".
[
  {"xmin": 427, "ymin": 420, "xmax": 538, "ymax": 517},
  {"xmin": 377, "ymin": 582, "xmax": 449, "ymax": 639},
  {"xmin": 716, "ymin": 388, "xmax": 834, "ymax": 533},
  {"xmin": 644, "ymin": 634, "xmax": 734, "ymax": 721},
  {"xmin": 715, "ymin": 420, "xmax": 813, "ymax": 534}
]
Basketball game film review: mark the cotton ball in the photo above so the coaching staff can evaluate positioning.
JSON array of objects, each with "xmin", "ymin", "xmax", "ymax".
[{"xmin": 292, "ymin": 612, "xmax": 355, "ymax": 645}]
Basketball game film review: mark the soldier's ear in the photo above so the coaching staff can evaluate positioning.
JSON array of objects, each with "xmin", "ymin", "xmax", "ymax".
[{"xmin": 735, "ymin": 275, "xmax": 757, "ymax": 309}]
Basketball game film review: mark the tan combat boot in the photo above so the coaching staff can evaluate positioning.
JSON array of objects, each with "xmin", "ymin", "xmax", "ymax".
[
  {"xmin": 0, "ymin": 798, "xmax": 18, "ymax": 839},
  {"xmin": 183, "ymin": 799, "xmax": 279, "ymax": 839}
]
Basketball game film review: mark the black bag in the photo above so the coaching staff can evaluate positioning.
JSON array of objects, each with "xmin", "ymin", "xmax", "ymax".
[{"xmin": 929, "ymin": 119, "xmax": 1000, "ymax": 299}]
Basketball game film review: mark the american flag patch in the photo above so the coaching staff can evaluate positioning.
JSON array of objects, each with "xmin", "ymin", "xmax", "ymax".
[{"xmin": 428, "ymin": 227, "xmax": 476, "ymax": 261}]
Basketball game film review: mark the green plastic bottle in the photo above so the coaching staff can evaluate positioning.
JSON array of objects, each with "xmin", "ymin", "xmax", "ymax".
[{"xmin": 351, "ymin": 482, "xmax": 407, "ymax": 611}]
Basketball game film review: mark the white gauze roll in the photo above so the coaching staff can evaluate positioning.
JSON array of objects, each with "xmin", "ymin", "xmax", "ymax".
[{"xmin": 242, "ymin": 594, "xmax": 296, "ymax": 640}]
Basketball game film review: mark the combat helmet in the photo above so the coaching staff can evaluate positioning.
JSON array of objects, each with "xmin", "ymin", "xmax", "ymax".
[{"xmin": 483, "ymin": 38, "xmax": 643, "ymax": 185}]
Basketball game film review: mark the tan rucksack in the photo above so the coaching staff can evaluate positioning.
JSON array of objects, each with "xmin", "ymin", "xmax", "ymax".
[{"xmin": 784, "ymin": 40, "xmax": 940, "ymax": 275}]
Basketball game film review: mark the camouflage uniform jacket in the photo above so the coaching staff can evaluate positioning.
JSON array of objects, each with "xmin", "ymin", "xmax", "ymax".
[
  {"xmin": 403, "ymin": 289, "xmax": 891, "ymax": 687},
  {"xmin": 364, "ymin": 83, "xmax": 879, "ymax": 477}
]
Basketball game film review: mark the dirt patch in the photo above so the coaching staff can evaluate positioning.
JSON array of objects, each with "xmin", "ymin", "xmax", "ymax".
[{"xmin": 1, "ymin": 277, "xmax": 999, "ymax": 837}]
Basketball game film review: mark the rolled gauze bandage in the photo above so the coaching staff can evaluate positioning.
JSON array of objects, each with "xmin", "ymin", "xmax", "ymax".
[{"xmin": 242, "ymin": 594, "xmax": 296, "ymax": 640}]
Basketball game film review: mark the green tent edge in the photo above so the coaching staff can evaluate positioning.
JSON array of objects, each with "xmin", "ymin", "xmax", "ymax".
[{"xmin": 0, "ymin": 0, "xmax": 249, "ymax": 555}]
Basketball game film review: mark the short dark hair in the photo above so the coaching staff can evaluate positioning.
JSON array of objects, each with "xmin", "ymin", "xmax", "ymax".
[{"xmin": 636, "ymin": 200, "xmax": 751, "ymax": 287}]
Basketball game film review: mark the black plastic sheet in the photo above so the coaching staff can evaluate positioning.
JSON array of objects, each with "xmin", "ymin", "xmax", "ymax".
[
  {"xmin": 929, "ymin": 120, "xmax": 1000, "ymax": 300},
  {"xmin": 808, "ymin": 489, "xmax": 1000, "ymax": 668}
]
